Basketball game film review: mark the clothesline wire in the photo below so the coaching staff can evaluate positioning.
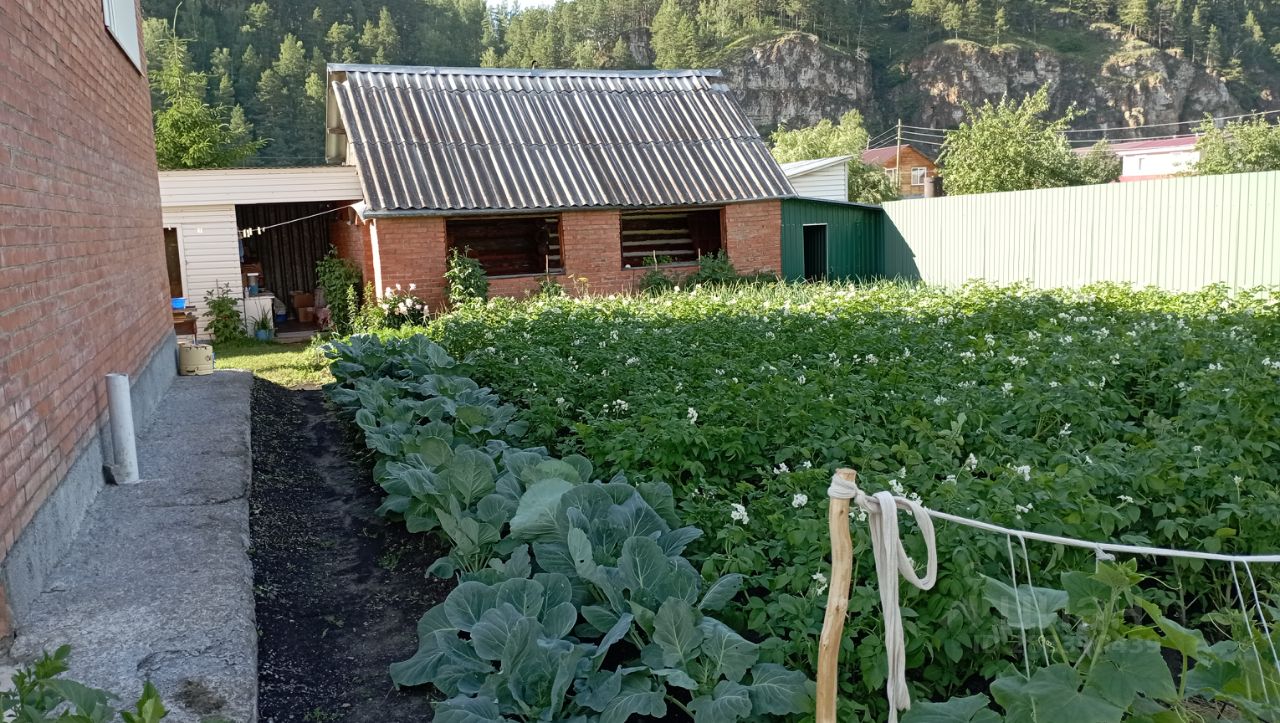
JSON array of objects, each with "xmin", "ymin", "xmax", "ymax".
[{"xmin": 238, "ymin": 202, "xmax": 359, "ymax": 239}]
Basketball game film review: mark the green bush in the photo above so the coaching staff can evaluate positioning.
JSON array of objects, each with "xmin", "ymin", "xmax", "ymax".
[
  {"xmin": 428, "ymin": 280, "xmax": 1280, "ymax": 718},
  {"xmin": 445, "ymin": 248, "xmax": 488, "ymax": 306},
  {"xmin": 202, "ymin": 282, "xmax": 246, "ymax": 342},
  {"xmin": 315, "ymin": 251, "xmax": 362, "ymax": 333}
]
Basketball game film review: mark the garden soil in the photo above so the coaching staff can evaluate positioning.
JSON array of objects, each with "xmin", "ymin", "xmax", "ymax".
[{"xmin": 250, "ymin": 380, "xmax": 453, "ymax": 722}]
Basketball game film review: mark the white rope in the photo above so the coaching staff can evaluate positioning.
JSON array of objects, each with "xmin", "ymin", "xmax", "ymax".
[
  {"xmin": 1243, "ymin": 561, "xmax": 1280, "ymax": 686},
  {"xmin": 829, "ymin": 473, "xmax": 937, "ymax": 723},
  {"xmin": 828, "ymin": 470, "xmax": 1280, "ymax": 720}
]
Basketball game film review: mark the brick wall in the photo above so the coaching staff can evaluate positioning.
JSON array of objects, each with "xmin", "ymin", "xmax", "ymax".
[
  {"xmin": 0, "ymin": 0, "xmax": 169, "ymax": 636},
  {"xmin": 722, "ymin": 200, "xmax": 782, "ymax": 275},
  {"xmin": 330, "ymin": 208, "xmax": 373, "ymax": 285},
  {"xmin": 371, "ymin": 216, "xmax": 448, "ymax": 309},
  {"xmin": 364, "ymin": 203, "xmax": 782, "ymax": 305}
]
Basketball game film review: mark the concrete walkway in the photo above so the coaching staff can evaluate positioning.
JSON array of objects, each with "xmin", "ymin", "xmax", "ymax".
[{"xmin": 8, "ymin": 372, "xmax": 257, "ymax": 722}]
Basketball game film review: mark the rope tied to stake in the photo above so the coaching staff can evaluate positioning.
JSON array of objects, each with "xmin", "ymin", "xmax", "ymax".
[{"xmin": 828, "ymin": 469, "xmax": 938, "ymax": 723}]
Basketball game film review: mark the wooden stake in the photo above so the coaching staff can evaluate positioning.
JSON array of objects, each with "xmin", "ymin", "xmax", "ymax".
[{"xmin": 817, "ymin": 468, "xmax": 857, "ymax": 723}]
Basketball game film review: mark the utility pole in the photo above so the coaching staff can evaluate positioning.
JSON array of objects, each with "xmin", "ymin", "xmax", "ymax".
[{"xmin": 895, "ymin": 119, "xmax": 903, "ymax": 193}]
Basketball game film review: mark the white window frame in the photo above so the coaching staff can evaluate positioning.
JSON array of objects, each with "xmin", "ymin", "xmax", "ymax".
[
  {"xmin": 103, "ymin": 0, "xmax": 143, "ymax": 72},
  {"xmin": 911, "ymin": 167, "xmax": 928, "ymax": 186}
]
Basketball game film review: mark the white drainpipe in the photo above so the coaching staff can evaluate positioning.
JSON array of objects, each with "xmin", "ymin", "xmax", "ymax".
[{"xmin": 106, "ymin": 373, "xmax": 139, "ymax": 484}]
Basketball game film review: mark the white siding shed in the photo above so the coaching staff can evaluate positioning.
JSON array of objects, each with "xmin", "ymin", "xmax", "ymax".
[
  {"xmin": 778, "ymin": 156, "xmax": 851, "ymax": 202},
  {"xmin": 158, "ymin": 166, "xmax": 364, "ymax": 334}
]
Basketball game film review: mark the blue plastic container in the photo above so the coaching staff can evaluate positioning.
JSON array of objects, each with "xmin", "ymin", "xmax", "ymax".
[{"xmin": 171, "ymin": 298, "xmax": 187, "ymax": 311}]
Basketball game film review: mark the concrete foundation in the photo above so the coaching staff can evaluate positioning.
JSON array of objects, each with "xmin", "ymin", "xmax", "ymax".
[
  {"xmin": 1, "ymin": 332, "xmax": 177, "ymax": 625},
  {"xmin": 2, "ymin": 366, "xmax": 256, "ymax": 722}
]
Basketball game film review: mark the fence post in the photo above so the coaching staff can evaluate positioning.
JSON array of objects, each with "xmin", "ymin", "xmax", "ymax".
[{"xmin": 816, "ymin": 468, "xmax": 857, "ymax": 722}]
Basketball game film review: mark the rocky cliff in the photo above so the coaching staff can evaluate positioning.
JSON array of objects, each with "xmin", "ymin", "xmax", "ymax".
[
  {"xmin": 717, "ymin": 33, "xmax": 875, "ymax": 129},
  {"xmin": 718, "ymin": 31, "xmax": 1251, "ymax": 136}
]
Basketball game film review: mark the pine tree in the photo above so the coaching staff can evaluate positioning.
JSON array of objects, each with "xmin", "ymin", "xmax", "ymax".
[
  {"xmin": 256, "ymin": 34, "xmax": 323, "ymax": 163},
  {"xmin": 941, "ymin": 2, "xmax": 964, "ymax": 38},
  {"xmin": 994, "ymin": 6, "xmax": 1009, "ymax": 44},
  {"xmin": 359, "ymin": 7, "xmax": 400, "ymax": 64},
  {"xmin": 151, "ymin": 25, "xmax": 262, "ymax": 168},
  {"xmin": 650, "ymin": 0, "xmax": 701, "ymax": 68},
  {"xmin": 1119, "ymin": 0, "xmax": 1151, "ymax": 39},
  {"xmin": 325, "ymin": 22, "xmax": 360, "ymax": 63},
  {"xmin": 208, "ymin": 47, "xmax": 236, "ymax": 107},
  {"xmin": 1206, "ymin": 23, "xmax": 1223, "ymax": 69}
]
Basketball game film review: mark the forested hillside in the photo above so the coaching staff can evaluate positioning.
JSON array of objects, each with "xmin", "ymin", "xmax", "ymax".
[{"xmin": 142, "ymin": 0, "xmax": 1280, "ymax": 165}]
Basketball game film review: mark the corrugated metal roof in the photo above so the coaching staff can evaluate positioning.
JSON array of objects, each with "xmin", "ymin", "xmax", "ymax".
[
  {"xmin": 778, "ymin": 155, "xmax": 853, "ymax": 177},
  {"xmin": 327, "ymin": 65, "xmax": 795, "ymax": 215},
  {"xmin": 860, "ymin": 145, "xmax": 910, "ymax": 165}
]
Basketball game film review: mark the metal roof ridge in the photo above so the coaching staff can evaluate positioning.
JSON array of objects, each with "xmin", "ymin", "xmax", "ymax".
[{"xmin": 328, "ymin": 63, "xmax": 724, "ymax": 78}]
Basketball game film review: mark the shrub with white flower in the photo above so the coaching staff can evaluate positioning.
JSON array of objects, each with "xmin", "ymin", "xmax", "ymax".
[
  {"xmin": 791, "ymin": 493, "xmax": 808, "ymax": 508},
  {"xmin": 811, "ymin": 571, "xmax": 828, "ymax": 596},
  {"xmin": 1013, "ymin": 465, "xmax": 1031, "ymax": 481},
  {"xmin": 378, "ymin": 286, "xmax": 428, "ymax": 328},
  {"xmin": 729, "ymin": 502, "xmax": 749, "ymax": 525},
  {"xmin": 687, "ymin": 407, "xmax": 698, "ymax": 424}
]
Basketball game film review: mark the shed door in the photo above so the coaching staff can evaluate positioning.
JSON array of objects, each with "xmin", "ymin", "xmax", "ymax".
[{"xmin": 803, "ymin": 225, "xmax": 827, "ymax": 281}]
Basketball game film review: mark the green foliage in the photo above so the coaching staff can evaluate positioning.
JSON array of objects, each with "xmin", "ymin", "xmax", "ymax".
[
  {"xmin": 202, "ymin": 282, "xmax": 247, "ymax": 342},
  {"xmin": 150, "ymin": 23, "xmax": 261, "ymax": 169},
  {"xmin": 1192, "ymin": 116, "xmax": 1280, "ymax": 176},
  {"xmin": 651, "ymin": 0, "xmax": 705, "ymax": 67},
  {"xmin": 379, "ymin": 284, "xmax": 429, "ymax": 328},
  {"xmin": 1074, "ymin": 139, "xmax": 1123, "ymax": 185},
  {"xmin": 534, "ymin": 274, "xmax": 565, "ymax": 299},
  {"xmin": 142, "ymin": 0, "xmax": 1280, "ymax": 168},
  {"xmin": 687, "ymin": 251, "xmax": 742, "ymax": 286},
  {"xmin": 940, "ymin": 85, "xmax": 1121, "ymax": 195},
  {"xmin": 322, "ymin": 334, "xmax": 813, "ymax": 721},
  {"xmin": 907, "ymin": 560, "xmax": 1280, "ymax": 721},
  {"xmin": 429, "ymin": 280, "xmax": 1280, "ymax": 719},
  {"xmin": 446, "ymin": 248, "xmax": 489, "ymax": 306},
  {"xmin": 315, "ymin": 251, "xmax": 362, "ymax": 334},
  {"xmin": 770, "ymin": 111, "xmax": 899, "ymax": 204},
  {"xmin": 1, "ymin": 646, "xmax": 168, "ymax": 723},
  {"xmin": 351, "ymin": 283, "xmax": 388, "ymax": 333}
]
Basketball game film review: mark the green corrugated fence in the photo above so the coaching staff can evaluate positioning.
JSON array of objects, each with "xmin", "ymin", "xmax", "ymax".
[{"xmin": 880, "ymin": 170, "xmax": 1280, "ymax": 290}]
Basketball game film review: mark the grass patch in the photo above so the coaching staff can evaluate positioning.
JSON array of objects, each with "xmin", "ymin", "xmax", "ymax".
[{"xmin": 212, "ymin": 340, "xmax": 331, "ymax": 388}]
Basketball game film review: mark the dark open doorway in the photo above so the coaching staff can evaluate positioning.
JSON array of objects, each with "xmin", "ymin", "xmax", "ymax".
[{"xmin": 803, "ymin": 224, "xmax": 828, "ymax": 281}]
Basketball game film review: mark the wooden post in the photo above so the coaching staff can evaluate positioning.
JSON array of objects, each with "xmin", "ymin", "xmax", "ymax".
[
  {"xmin": 817, "ymin": 468, "xmax": 857, "ymax": 723},
  {"xmin": 894, "ymin": 120, "xmax": 903, "ymax": 194}
]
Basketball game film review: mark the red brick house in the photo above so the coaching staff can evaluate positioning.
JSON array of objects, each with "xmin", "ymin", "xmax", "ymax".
[
  {"xmin": 860, "ymin": 144, "xmax": 938, "ymax": 198},
  {"xmin": 324, "ymin": 65, "xmax": 795, "ymax": 307},
  {"xmin": 0, "ymin": 0, "xmax": 174, "ymax": 636}
]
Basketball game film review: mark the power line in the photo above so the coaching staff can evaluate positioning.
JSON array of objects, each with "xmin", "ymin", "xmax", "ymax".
[{"xmin": 1062, "ymin": 108, "xmax": 1280, "ymax": 134}]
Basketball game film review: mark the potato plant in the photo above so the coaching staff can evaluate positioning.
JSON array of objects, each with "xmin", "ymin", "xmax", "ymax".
[
  {"xmin": 426, "ymin": 280, "xmax": 1280, "ymax": 719},
  {"xmin": 324, "ymin": 335, "xmax": 812, "ymax": 722}
]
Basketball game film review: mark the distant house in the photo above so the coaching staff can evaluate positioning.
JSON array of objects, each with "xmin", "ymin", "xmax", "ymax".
[
  {"xmin": 1104, "ymin": 135, "xmax": 1200, "ymax": 182},
  {"xmin": 860, "ymin": 144, "xmax": 938, "ymax": 198},
  {"xmin": 324, "ymin": 65, "xmax": 795, "ymax": 307},
  {"xmin": 779, "ymin": 156, "xmax": 851, "ymax": 202}
]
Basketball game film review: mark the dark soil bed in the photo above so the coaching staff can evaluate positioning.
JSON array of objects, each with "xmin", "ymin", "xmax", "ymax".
[{"xmin": 250, "ymin": 379, "xmax": 453, "ymax": 722}]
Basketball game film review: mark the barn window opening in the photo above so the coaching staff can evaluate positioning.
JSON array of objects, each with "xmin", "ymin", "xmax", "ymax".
[
  {"xmin": 446, "ymin": 216, "xmax": 562, "ymax": 277},
  {"xmin": 621, "ymin": 208, "xmax": 722, "ymax": 267}
]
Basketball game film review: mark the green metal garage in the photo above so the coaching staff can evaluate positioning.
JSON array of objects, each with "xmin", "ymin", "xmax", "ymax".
[{"xmin": 779, "ymin": 197, "xmax": 883, "ymax": 282}]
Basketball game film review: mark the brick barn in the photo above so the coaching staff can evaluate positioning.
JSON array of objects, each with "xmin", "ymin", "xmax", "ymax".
[{"xmin": 323, "ymin": 65, "xmax": 796, "ymax": 307}]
